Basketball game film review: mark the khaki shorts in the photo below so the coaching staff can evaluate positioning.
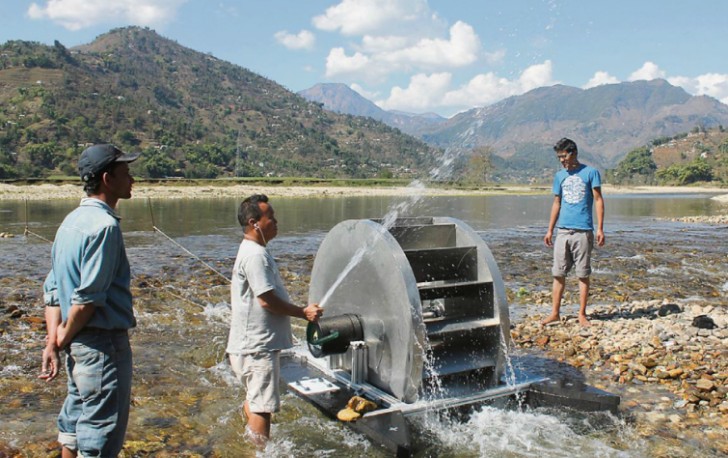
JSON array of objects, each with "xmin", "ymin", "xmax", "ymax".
[
  {"xmin": 230, "ymin": 351, "xmax": 281, "ymax": 413},
  {"xmin": 552, "ymin": 229, "xmax": 594, "ymax": 278}
]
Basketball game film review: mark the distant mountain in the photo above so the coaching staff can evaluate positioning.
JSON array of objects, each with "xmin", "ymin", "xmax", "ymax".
[
  {"xmin": 418, "ymin": 80, "xmax": 728, "ymax": 181},
  {"xmin": 298, "ymin": 83, "xmax": 445, "ymax": 136},
  {"xmin": 302, "ymin": 79, "xmax": 728, "ymax": 183},
  {"xmin": 0, "ymin": 27, "xmax": 440, "ymax": 179}
]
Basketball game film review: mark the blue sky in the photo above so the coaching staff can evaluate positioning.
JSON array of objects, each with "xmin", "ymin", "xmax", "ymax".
[{"xmin": 2, "ymin": 0, "xmax": 727, "ymax": 117}]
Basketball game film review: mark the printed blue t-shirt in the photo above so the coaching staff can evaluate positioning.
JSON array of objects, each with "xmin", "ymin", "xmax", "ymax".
[{"xmin": 553, "ymin": 164, "xmax": 602, "ymax": 230}]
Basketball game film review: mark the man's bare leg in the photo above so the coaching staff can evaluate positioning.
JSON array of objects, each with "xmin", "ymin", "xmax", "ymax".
[
  {"xmin": 542, "ymin": 276, "xmax": 565, "ymax": 325},
  {"xmin": 578, "ymin": 277, "xmax": 591, "ymax": 327},
  {"xmin": 243, "ymin": 401, "xmax": 270, "ymax": 447},
  {"xmin": 61, "ymin": 447, "xmax": 77, "ymax": 458}
]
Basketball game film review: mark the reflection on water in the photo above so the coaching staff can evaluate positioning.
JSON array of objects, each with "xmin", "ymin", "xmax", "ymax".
[
  {"xmin": 0, "ymin": 193, "xmax": 726, "ymax": 456},
  {"xmin": 2, "ymin": 193, "xmax": 726, "ymax": 241}
]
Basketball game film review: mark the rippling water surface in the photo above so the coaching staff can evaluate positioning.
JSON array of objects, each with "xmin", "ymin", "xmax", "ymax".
[{"xmin": 1, "ymin": 194, "xmax": 726, "ymax": 456}]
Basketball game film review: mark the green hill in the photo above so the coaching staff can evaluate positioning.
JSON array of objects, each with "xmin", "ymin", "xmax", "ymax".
[
  {"xmin": 0, "ymin": 27, "xmax": 440, "ymax": 179},
  {"xmin": 607, "ymin": 127, "xmax": 728, "ymax": 185}
]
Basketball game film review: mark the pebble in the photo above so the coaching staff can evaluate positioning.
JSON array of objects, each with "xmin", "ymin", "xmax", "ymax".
[{"xmin": 512, "ymin": 299, "xmax": 727, "ymax": 422}]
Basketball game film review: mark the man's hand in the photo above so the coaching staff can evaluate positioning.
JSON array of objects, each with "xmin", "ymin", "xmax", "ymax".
[
  {"xmin": 303, "ymin": 303, "xmax": 323, "ymax": 322},
  {"xmin": 39, "ymin": 342, "xmax": 60, "ymax": 382},
  {"xmin": 544, "ymin": 230, "xmax": 554, "ymax": 247},
  {"xmin": 596, "ymin": 229, "xmax": 605, "ymax": 247}
]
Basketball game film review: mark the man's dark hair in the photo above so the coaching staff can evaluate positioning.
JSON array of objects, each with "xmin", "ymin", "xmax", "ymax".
[
  {"xmin": 553, "ymin": 138, "xmax": 578, "ymax": 155},
  {"xmin": 82, "ymin": 162, "xmax": 122, "ymax": 196},
  {"xmin": 237, "ymin": 194, "xmax": 269, "ymax": 229}
]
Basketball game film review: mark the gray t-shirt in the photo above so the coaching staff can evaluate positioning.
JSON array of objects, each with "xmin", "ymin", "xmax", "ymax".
[{"xmin": 226, "ymin": 239, "xmax": 293, "ymax": 354}]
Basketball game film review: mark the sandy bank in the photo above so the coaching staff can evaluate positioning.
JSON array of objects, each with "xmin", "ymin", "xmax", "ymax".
[{"xmin": 1, "ymin": 182, "xmax": 727, "ymax": 201}]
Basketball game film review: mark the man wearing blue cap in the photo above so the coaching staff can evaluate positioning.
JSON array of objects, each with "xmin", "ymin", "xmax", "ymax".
[{"xmin": 40, "ymin": 144, "xmax": 140, "ymax": 457}]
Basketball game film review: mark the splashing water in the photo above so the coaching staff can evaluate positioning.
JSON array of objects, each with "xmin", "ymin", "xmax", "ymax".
[
  {"xmin": 430, "ymin": 406, "xmax": 642, "ymax": 457},
  {"xmin": 315, "ymin": 132, "xmax": 471, "ymax": 309},
  {"xmin": 317, "ymin": 180, "xmax": 428, "ymax": 309}
]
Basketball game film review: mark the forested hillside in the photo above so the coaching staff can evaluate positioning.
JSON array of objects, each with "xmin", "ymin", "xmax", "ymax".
[
  {"xmin": 607, "ymin": 126, "xmax": 728, "ymax": 185},
  {"xmin": 0, "ymin": 27, "xmax": 440, "ymax": 179}
]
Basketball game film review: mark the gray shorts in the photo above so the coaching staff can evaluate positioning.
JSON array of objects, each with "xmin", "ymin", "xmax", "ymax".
[
  {"xmin": 230, "ymin": 351, "xmax": 281, "ymax": 413},
  {"xmin": 552, "ymin": 229, "xmax": 594, "ymax": 278}
]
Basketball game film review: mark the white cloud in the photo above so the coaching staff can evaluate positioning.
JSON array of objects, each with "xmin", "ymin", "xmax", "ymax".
[
  {"xmin": 360, "ymin": 35, "xmax": 411, "ymax": 54},
  {"xmin": 313, "ymin": 0, "xmax": 432, "ymax": 36},
  {"xmin": 669, "ymin": 73, "xmax": 728, "ymax": 104},
  {"xmin": 622, "ymin": 62, "xmax": 728, "ymax": 104},
  {"xmin": 27, "ymin": 0, "xmax": 186, "ymax": 30},
  {"xmin": 443, "ymin": 60, "xmax": 556, "ymax": 108},
  {"xmin": 376, "ymin": 61, "xmax": 557, "ymax": 114},
  {"xmin": 628, "ymin": 61, "xmax": 666, "ymax": 81},
  {"xmin": 380, "ymin": 21, "xmax": 480, "ymax": 68},
  {"xmin": 377, "ymin": 72, "xmax": 452, "ymax": 112},
  {"xmin": 325, "ymin": 47, "xmax": 371, "ymax": 78},
  {"xmin": 584, "ymin": 71, "xmax": 620, "ymax": 89},
  {"xmin": 274, "ymin": 30, "xmax": 315, "ymax": 51},
  {"xmin": 326, "ymin": 21, "xmax": 481, "ymax": 81}
]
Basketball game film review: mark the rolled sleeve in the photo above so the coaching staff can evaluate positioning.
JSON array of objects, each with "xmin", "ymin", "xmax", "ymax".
[
  {"xmin": 43, "ymin": 268, "xmax": 59, "ymax": 306},
  {"xmin": 71, "ymin": 226, "xmax": 122, "ymax": 307}
]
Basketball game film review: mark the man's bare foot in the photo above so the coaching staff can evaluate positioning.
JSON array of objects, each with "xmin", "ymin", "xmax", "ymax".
[
  {"xmin": 540, "ymin": 314, "xmax": 560, "ymax": 326},
  {"xmin": 578, "ymin": 315, "xmax": 591, "ymax": 327}
]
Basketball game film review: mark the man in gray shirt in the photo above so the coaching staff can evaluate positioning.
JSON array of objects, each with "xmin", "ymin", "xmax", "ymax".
[{"xmin": 227, "ymin": 194, "xmax": 322, "ymax": 445}]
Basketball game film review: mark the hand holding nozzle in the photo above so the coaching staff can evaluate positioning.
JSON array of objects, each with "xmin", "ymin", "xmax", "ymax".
[{"xmin": 303, "ymin": 303, "xmax": 323, "ymax": 322}]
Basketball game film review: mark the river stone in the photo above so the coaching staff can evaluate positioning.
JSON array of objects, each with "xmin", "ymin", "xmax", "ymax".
[
  {"xmin": 692, "ymin": 315, "xmax": 717, "ymax": 329},
  {"xmin": 696, "ymin": 379, "xmax": 715, "ymax": 391},
  {"xmin": 668, "ymin": 368, "xmax": 684, "ymax": 378},
  {"xmin": 658, "ymin": 303, "xmax": 681, "ymax": 316}
]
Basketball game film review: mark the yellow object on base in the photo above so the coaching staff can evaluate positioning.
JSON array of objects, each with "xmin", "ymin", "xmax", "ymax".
[
  {"xmin": 336, "ymin": 396, "xmax": 378, "ymax": 422},
  {"xmin": 336, "ymin": 407, "xmax": 361, "ymax": 422}
]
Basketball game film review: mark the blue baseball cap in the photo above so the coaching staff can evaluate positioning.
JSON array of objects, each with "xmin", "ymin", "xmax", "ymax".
[{"xmin": 78, "ymin": 144, "xmax": 140, "ymax": 182}]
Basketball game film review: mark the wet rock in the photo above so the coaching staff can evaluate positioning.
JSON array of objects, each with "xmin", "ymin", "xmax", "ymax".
[
  {"xmin": 692, "ymin": 315, "xmax": 717, "ymax": 330},
  {"xmin": 658, "ymin": 303, "xmax": 681, "ymax": 317}
]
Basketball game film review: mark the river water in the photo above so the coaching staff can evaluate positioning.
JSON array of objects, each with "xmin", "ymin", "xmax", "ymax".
[{"xmin": 1, "ymin": 193, "xmax": 726, "ymax": 457}]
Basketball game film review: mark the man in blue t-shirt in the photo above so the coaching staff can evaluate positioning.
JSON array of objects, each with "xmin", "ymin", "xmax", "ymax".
[{"xmin": 542, "ymin": 138, "xmax": 605, "ymax": 327}]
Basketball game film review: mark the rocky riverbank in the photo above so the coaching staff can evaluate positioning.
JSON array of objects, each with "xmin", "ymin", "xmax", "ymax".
[{"xmin": 510, "ymin": 296, "xmax": 728, "ymax": 455}]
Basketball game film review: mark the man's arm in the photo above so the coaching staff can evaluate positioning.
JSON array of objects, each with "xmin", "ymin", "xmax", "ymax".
[
  {"xmin": 39, "ymin": 306, "xmax": 61, "ymax": 382},
  {"xmin": 544, "ymin": 195, "xmax": 561, "ymax": 247},
  {"xmin": 257, "ymin": 291, "xmax": 322, "ymax": 322},
  {"xmin": 56, "ymin": 303, "xmax": 96, "ymax": 348},
  {"xmin": 593, "ymin": 186, "xmax": 605, "ymax": 246}
]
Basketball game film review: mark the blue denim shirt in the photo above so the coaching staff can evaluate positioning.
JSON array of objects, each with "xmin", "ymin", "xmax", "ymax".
[{"xmin": 43, "ymin": 198, "xmax": 136, "ymax": 330}]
